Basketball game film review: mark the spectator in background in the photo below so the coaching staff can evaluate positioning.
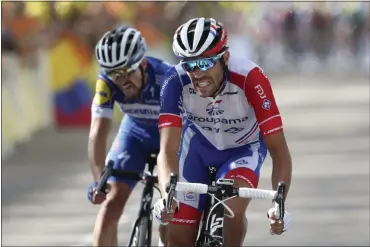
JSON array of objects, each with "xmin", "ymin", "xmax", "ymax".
[
  {"xmin": 2, "ymin": 29, "xmax": 18, "ymax": 52},
  {"xmin": 2, "ymin": 2, "xmax": 18, "ymax": 53},
  {"xmin": 310, "ymin": 6, "xmax": 334, "ymax": 62},
  {"xmin": 2, "ymin": 2, "xmax": 368, "ymax": 75},
  {"xmin": 282, "ymin": 6, "xmax": 303, "ymax": 64}
]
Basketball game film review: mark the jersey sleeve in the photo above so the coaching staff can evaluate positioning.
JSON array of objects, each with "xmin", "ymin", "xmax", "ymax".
[
  {"xmin": 158, "ymin": 68, "xmax": 183, "ymax": 129},
  {"xmin": 245, "ymin": 67, "xmax": 283, "ymax": 136},
  {"xmin": 91, "ymin": 78, "xmax": 115, "ymax": 119}
]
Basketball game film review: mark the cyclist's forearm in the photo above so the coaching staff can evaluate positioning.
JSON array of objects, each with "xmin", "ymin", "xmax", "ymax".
[
  {"xmin": 157, "ymin": 151, "xmax": 179, "ymax": 197},
  {"xmin": 271, "ymin": 152, "xmax": 292, "ymax": 200},
  {"xmin": 88, "ymin": 137, "xmax": 107, "ymax": 181}
]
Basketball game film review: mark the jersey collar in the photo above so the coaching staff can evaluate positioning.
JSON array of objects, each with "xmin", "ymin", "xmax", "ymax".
[{"xmin": 142, "ymin": 61, "xmax": 154, "ymax": 93}]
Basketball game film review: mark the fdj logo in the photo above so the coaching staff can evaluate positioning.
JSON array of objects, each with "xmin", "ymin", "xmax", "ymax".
[{"xmin": 206, "ymin": 100, "xmax": 224, "ymax": 116}]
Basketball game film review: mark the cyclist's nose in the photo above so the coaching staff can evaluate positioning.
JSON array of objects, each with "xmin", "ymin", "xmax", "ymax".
[{"xmin": 192, "ymin": 68, "xmax": 205, "ymax": 78}]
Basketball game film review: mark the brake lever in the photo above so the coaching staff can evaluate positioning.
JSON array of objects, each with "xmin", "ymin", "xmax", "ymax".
[
  {"xmin": 96, "ymin": 160, "xmax": 114, "ymax": 194},
  {"xmin": 274, "ymin": 182, "xmax": 285, "ymax": 222},
  {"xmin": 165, "ymin": 173, "xmax": 178, "ymax": 213}
]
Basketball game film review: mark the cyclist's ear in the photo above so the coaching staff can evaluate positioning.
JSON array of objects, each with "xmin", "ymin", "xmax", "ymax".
[
  {"xmin": 141, "ymin": 58, "xmax": 148, "ymax": 70},
  {"xmin": 222, "ymin": 50, "xmax": 230, "ymax": 66}
]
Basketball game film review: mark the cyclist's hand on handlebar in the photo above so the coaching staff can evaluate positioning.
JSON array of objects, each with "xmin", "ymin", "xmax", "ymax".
[
  {"xmin": 267, "ymin": 208, "xmax": 291, "ymax": 235},
  {"xmin": 87, "ymin": 181, "xmax": 110, "ymax": 204},
  {"xmin": 153, "ymin": 197, "xmax": 179, "ymax": 225}
]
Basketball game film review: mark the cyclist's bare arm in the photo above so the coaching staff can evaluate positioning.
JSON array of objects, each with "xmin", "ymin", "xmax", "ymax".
[
  {"xmin": 88, "ymin": 117, "xmax": 112, "ymax": 181},
  {"xmin": 157, "ymin": 126, "xmax": 182, "ymax": 196},
  {"xmin": 244, "ymin": 67, "xmax": 292, "ymax": 198},
  {"xmin": 263, "ymin": 131, "xmax": 292, "ymax": 198}
]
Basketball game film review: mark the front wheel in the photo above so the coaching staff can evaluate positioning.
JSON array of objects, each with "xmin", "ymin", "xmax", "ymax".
[{"xmin": 132, "ymin": 217, "xmax": 149, "ymax": 247}]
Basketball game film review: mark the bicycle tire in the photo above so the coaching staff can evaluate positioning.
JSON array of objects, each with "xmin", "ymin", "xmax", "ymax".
[{"xmin": 134, "ymin": 217, "xmax": 149, "ymax": 247}]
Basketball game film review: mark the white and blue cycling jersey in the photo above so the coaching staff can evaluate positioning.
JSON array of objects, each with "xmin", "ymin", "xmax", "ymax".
[
  {"xmin": 91, "ymin": 56, "xmax": 172, "ymax": 188},
  {"xmin": 158, "ymin": 55, "xmax": 285, "ymax": 225},
  {"xmin": 159, "ymin": 55, "xmax": 283, "ymax": 151}
]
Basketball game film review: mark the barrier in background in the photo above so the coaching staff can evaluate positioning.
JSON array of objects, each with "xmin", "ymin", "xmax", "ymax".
[
  {"xmin": 49, "ymin": 31, "xmax": 93, "ymax": 127},
  {"xmin": 2, "ymin": 52, "xmax": 52, "ymax": 158}
]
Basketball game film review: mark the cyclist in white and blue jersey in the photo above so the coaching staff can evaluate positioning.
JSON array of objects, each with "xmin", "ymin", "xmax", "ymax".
[
  {"xmin": 87, "ymin": 25, "xmax": 172, "ymax": 246},
  {"xmin": 153, "ymin": 17, "xmax": 293, "ymax": 246}
]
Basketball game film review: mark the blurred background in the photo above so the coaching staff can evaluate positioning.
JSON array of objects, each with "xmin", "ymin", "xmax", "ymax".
[{"xmin": 2, "ymin": 1, "xmax": 369, "ymax": 246}]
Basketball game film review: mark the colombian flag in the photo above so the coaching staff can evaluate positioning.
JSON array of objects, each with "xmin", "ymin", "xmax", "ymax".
[{"xmin": 49, "ymin": 31, "xmax": 93, "ymax": 127}]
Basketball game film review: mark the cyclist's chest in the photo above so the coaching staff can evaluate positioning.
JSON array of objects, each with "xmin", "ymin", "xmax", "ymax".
[
  {"xmin": 115, "ymin": 82, "xmax": 161, "ymax": 120},
  {"xmin": 182, "ymin": 88, "xmax": 255, "ymax": 131}
]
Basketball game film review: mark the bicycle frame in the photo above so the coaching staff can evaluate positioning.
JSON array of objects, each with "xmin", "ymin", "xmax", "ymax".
[
  {"xmin": 127, "ymin": 156, "xmax": 157, "ymax": 247},
  {"xmin": 168, "ymin": 170, "xmax": 285, "ymax": 247},
  {"xmin": 196, "ymin": 167, "xmax": 224, "ymax": 247}
]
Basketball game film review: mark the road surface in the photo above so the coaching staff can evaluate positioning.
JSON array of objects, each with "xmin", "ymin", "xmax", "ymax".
[{"xmin": 2, "ymin": 74, "xmax": 369, "ymax": 246}]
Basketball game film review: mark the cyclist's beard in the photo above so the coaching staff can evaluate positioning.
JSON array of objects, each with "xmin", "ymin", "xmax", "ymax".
[
  {"xmin": 119, "ymin": 67, "xmax": 146, "ymax": 101},
  {"xmin": 192, "ymin": 76, "xmax": 217, "ymax": 98},
  {"xmin": 120, "ymin": 80, "xmax": 141, "ymax": 100}
]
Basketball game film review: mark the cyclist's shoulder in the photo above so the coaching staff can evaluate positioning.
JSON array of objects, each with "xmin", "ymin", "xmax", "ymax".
[
  {"xmin": 164, "ymin": 63, "xmax": 191, "ymax": 86},
  {"xmin": 97, "ymin": 71, "xmax": 115, "ymax": 89},
  {"xmin": 145, "ymin": 56, "xmax": 174, "ymax": 75},
  {"xmin": 228, "ymin": 55, "xmax": 262, "ymax": 78},
  {"xmin": 93, "ymin": 72, "xmax": 116, "ymax": 106},
  {"xmin": 228, "ymin": 55, "xmax": 266, "ymax": 89},
  {"xmin": 94, "ymin": 71, "xmax": 128, "ymax": 105}
]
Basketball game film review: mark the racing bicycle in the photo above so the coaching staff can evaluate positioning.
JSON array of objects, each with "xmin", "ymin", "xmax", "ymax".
[
  {"xmin": 96, "ymin": 151, "xmax": 160, "ymax": 247},
  {"xmin": 166, "ymin": 167, "xmax": 286, "ymax": 247}
]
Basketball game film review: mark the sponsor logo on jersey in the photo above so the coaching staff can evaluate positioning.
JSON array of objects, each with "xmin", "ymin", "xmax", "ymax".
[
  {"xmin": 117, "ymin": 151, "xmax": 131, "ymax": 167},
  {"xmin": 93, "ymin": 79, "xmax": 111, "ymax": 105},
  {"xmin": 123, "ymin": 108, "xmax": 160, "ymax": 117},
  {"xmin": 206, "ymin": 100, "xmax": 224, "ymax": 116},
  {"xmin": 189, "ymin": 88, "xmax": 196, "ymax": 94},
  {"xmin": 158, "ymin": 122, "xmax": 173, "ymax": 128},
  {"xmin": 262, "ymin": 99, "xmax": 271, "ymax": 110},
  {"xmin": 145, "ymin": 99, "xmax": 159, "ymax": 104},
  {"xmin": 220, "ymin": 91, "xmax": 238, "ymax": 96},
  {"xmin": 254, "ymin": 84, "xmax": 266, "ymax": 99},
  {"xmin": 184, "ymin": 192, "xmax": 197, "ymax": 201},
  {"xmin": 118, "ymin": 103, "xmax": 160, "ymax": 119},
  {"xmin": 259, "ymin": 152, "xmax": 265, "ymax": 163},
  {"xmin": 224, "ymin": 127, "xmax": 244, "ymax": 134},
  {"xmin": 172, "ymin": 218, "xmax": 197, "ymax": 224},
  {"xmin": 160, "ymin": 71, "xmax": 177, "ymax": 97},
  {"xmin": 155, "ymin": 75, "xmax": 163, "ymax": 85},
  {"xmin": 187, "ymin": 112, "xmax": 248, "ymax": 125},
  {"xmin": 202, "ymin": 126, "xmax": 244, "ymax": 134},
  {"xmin": 235, "ymin": 157, "xmax": 249, "ymax": 165},
  {"xmin": 264, "ymin": 126, "xmax": 283, "ymax": 135}
]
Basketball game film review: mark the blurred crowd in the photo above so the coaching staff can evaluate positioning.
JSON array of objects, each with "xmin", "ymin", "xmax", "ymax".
[{"xmin": 2, "ymin": 1, "xmax": 369, "ymax": 74}]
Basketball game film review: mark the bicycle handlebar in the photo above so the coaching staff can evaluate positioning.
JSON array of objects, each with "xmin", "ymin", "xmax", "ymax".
[
  {"xmin": 166, "ymin": 173, "xmax": 286, "ymax": 221},
  {"xmin": 175, "ymin": 182, "xmax": 277, "ymax": 199},
  {"xmin": 96, "ymin": 160, "xmax": 158, "ymax": 194}
]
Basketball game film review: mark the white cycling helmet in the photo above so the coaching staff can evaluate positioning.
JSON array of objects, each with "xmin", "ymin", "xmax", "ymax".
[
  {"xmin": 95, "ymin": 26, "xmax": 147, "ymax": 72},
  {"xmin": 173, "ymin": 17, "xmax": 228, "ymax": 58}
]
